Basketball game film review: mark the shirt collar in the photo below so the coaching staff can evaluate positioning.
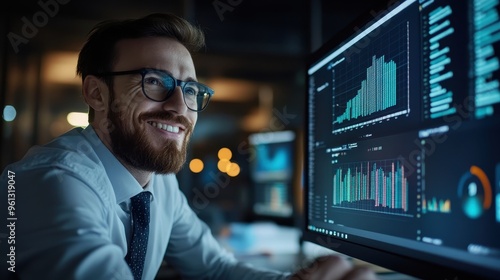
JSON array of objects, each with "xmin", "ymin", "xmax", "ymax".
[{"xmin": 81, "ymin": 126, "xmax": 153, "ymax": 204}]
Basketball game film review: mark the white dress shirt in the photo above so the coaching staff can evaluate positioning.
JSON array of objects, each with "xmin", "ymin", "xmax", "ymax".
[{"xmin": 0, "ymin": 126, "xmax": 290, "ymax": 280}]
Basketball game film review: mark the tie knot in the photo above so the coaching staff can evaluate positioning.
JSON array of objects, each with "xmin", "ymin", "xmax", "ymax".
[
  {"xmin": 130, "ymin": 191, "xmax": 151, "ymax": 226},
  {"xmin": 132, "ymin": 191, "xmax": 151, "ymax": 205}
]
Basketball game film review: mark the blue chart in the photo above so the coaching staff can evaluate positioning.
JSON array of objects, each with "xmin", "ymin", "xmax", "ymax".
[
  {"xmin": 253, "ymin": 142, "xmax": 293, "ymax": 182},
  {"xmin": 332, "ymin": 160, "xmax": 409, "ymax": 215},
  {"xmin": 335, "ymin": 56, "xmax": 397, "ymax": 124},
  {"xmin": 255, "ymin": 144, "xmax": 290, "ymax": 173},
  {"xmin": 332, "ymin": 20, "xmax": 409, "ymax": 133}
]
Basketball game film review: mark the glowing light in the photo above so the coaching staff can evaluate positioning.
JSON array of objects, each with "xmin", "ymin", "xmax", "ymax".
[
  {"xmin": 189, "ymin": 158, "xmax": 204, "ymax": 173},
  {"xmin": 3, "ymin": 105, "xmax": 17, "ymax": 122},
  {"xmin": 217, "ymin": 148, "xmax": 238, "ymax": 175},
  {"xmin": 43, "ymin": 52, "xmax": 80, "ymax": 85},
  {"xmin": 217, "ymin": 159, "xmax": 231, "ymax": 173},
  {"xmin": 66, "ymin": 112, "xmax": 89, "ymax": 127},
  {"xmin": 227, "ymin": 162, "xmax": 240, "ymax": 177},
  {"xmin": 218, "ymin": 147, "xmax": 232, "ymax": 160},
  {"xmin": 208, "ymin": 78, "xmax": 258, "ymax": 102}
]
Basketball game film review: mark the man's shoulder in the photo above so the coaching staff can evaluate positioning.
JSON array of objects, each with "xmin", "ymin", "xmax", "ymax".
[
  {"xmin": 2, "ymin": 128, "xmax": 116, "ymax": 206},
  {"xmin": 7, "ymin": 127, "xmax": 101, "ymax": 174}
]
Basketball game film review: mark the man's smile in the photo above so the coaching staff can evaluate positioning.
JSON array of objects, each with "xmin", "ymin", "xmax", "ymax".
[{"xmin": 147, "ymin": 121, "xmax": 182, "ymax": 133}]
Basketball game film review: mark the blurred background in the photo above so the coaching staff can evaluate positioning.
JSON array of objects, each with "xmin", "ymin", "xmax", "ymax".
[{"xmin": 0, "ymin": 0, "xmax": 390, "ymax": 272}]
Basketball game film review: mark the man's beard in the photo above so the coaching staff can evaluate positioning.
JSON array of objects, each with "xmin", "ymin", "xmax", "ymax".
[{"xmin": 107, "ymin": 95, "xmax": 193, "ymax": 174}]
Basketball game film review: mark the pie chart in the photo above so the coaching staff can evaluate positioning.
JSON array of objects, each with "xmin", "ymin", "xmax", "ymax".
[{"xmin": 457, "ymin": 165, "xmax": 492, "ymax": 219}]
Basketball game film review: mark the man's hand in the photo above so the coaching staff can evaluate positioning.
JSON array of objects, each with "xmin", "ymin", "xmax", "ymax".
[{"xmin": 290, "ymin": 255, "xmax": 379, "ymax": 280}]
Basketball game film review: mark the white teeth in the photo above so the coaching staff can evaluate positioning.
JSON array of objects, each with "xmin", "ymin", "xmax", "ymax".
[{"xmin": 149, "ymin": 121, "xmax": 180, "ymax": 133}]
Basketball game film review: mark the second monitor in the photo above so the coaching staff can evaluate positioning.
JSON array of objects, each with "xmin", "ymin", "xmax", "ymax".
[{"xmin": 248, "ymin": 130, "xmax": 302, "ymax": 225}]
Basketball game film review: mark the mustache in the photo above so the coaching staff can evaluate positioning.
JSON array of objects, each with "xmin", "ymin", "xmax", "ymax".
[{"xmin": 140, "ymin": 112, "xmax": 193, "ymax": 131}]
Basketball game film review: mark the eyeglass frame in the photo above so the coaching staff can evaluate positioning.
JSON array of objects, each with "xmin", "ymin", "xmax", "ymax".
[{"xmin": 93, "ymin": 68, "xmax": 215, "ymax": 112}]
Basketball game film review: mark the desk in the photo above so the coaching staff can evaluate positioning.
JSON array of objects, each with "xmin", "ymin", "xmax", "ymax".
[
  {"xmin": 234, "ymin": 252, "xmax": 419, "ymax": 280},
  {"xmin": 155, "ymin": 222, "xmax": 420, "ymax": 279},
  {"xmin": 221, "ymin": 222, "xmax": 420, "ymax": 280}
]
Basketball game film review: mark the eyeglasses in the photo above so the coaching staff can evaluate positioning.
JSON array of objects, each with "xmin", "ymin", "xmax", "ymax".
[{"xmin": 95, "ymin": 68, "xmax": 214, "ymax": 112}]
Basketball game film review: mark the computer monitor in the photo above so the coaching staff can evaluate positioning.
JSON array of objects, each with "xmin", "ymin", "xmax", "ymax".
[
  {"xmin": 248, "ymin": 130, "xmax": 302, "ymax": 224},
  {"xmin": 304, "ymin": 0, "xmax": 500, "ymax": 279}
]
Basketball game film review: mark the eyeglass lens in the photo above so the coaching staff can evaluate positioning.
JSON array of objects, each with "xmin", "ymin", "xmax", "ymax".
[{"xmin": 142, "ymin": 70, "xmax": 211, "ymax": 111}]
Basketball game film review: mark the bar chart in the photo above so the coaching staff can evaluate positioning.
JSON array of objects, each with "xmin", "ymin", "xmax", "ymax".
[
  {"xmin": 335, "ymin": 56, "xmax": 397, "ymax": 124},
  {"xmin": 332, "ymin": 159, "xmax": 409, "ymax": 215},
  {"xmin": 331, "ymin": 20, "xmax": 410, "ymax": 133},
  {"xmin": 422, "ymin": 196, "xmax": 451, "ymax": 213}
]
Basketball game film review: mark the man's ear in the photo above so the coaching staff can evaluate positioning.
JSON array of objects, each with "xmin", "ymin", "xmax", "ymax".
[{"xmin": 82, "ymin": 75, "xmax": 108, "ymax": 113}]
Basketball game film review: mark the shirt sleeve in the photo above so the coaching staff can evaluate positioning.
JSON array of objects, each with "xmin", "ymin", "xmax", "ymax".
[
  {"xmin": 163, "ymin": 185, "xmax": 291, "ymax": 280},
  {"xmin": 0, "ymin": 167, "xmax": 134, "ymax": 280}
]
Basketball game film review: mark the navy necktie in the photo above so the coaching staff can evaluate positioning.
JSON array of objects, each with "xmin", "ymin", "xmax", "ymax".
[{"xmin": 126, "ymin": 191, "xmax": 151, "ymax": 280}]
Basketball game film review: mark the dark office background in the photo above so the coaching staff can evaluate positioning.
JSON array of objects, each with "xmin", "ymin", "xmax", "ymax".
[{"xmin": 0, "ymin": 0, "xmax": 389, "ymax": 227}]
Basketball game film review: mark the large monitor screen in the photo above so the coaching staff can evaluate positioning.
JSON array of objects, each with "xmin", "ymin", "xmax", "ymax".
[{"xmin": 304, "ymin": 0, "xmax": 500, "ymax": 279}]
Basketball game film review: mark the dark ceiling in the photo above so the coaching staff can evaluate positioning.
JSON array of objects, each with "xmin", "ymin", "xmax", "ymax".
[
  {"xmin": 3, "ymin": 0, "xmax": 389, "ymax": 76},
  {"xmin": 1, "ymin": 0, "xmax": 390, "ymax": 145}
]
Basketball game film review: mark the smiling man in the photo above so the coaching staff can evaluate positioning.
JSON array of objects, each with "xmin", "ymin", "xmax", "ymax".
[
  {"xmin": 86, "ymin": 36, "xmax": 198, "ymax": 181},
  {"xmin": 0, "ymin": 13, "xmax": 378, "ymax": 280}
]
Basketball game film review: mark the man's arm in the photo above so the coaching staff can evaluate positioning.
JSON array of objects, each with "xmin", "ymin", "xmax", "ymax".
[
  {"xmin": 1, "ymin": 167, "xmax": 133, "ymax": 280},
  {"xmin": 162, "ymin": 185, "xmax": 379, "ymax": 280},
  {"xmin": 290, "ymin": 255, "xmax": 379, "ymax": 280}
]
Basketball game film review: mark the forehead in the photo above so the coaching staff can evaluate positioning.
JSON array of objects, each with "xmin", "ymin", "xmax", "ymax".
[{"xmin": 112, "ymin": 37, "xmax": 196, "ymax": 79}]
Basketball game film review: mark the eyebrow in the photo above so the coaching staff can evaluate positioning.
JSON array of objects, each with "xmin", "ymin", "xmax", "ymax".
[{"xmin": 152, "ymin": 68, "xmax": 198, "ymax": 83}]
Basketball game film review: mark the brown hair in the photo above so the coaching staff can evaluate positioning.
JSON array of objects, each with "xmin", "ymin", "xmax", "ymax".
[{"xmin": 76, "ymin": 13, "xmax": 206, "ymax": 122}]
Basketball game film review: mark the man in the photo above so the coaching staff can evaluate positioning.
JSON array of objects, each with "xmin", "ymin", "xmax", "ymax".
[{"xmin": 1, "ymin": 13, "xmax": 378, "ymax": 280}]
